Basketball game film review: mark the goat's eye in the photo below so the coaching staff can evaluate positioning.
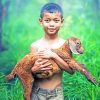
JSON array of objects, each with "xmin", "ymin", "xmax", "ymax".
[{"xmin": 76, "ymin": 42, "xmax": 80, "ymax": 45}]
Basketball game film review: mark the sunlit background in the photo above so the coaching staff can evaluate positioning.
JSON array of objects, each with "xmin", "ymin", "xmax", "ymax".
[{"xmin": 0, "ymin": 0, "xmax": 100, "ymax": 100}]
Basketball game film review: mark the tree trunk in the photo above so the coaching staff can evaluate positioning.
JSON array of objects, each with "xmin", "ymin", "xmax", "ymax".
[
  {"xmin": 4, "ymin": 0, "xmax": 10, "ymax": 22},
  {"xmin": 0, "ymin": 0, "xmax": 4, "ymax": 51},
  {"xmin": 92, "ymin": 0, "xmax": 100, "ymax": 30},
  {"xmin": 0, "ymin": 0, "xmax": 10, "ymax": 51},
  {"xmin": 93, "ymin": 0, "xmax": 100, "ymax": 22}
]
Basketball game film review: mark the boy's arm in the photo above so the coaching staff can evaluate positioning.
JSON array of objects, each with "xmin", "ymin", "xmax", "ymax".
[
  {"xmin": 37, "ymin": 49, "xmax": 74, "ymax": 74},
  {"xmin": 30, "ymin": 45, "xmax": 52, "ymax": 73},
  {"xmin": 52, "ymin": 53, "xmax": 74, "ymax": 74}
]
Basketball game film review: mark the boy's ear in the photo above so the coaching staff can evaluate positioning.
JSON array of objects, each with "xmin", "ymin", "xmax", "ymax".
[
  {"xmin": 39, "ymin": 18, "xmax": 43, "ymax": 25},
  {"xmin": 61, "ymin": 18, "xmax": 64, "ymax": 26}
]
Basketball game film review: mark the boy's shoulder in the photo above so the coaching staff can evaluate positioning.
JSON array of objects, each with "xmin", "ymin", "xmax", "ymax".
[
  {"xmin": 51, "ymin": 38, "xmax": 65, "ymax": 49},
  {"xmin": 59, "ymin": 38, "xmax": 66, "ymax": 45},
  {"xmin": 31, "ymin": 38, "xmax": 43, "ymax": 47},
  {"xmin": 59, "ymin": 38, "xmax": 65, "ymax": 42},
  {"xmin": 30, "ymin": 38, "xmax": 43, "ymax": 52},
  {"xmin": 30, "ymin": 38, "xmax": 65, "ymax": 52}
]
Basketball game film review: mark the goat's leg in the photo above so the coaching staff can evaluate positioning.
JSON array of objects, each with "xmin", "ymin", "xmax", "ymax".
[
  {"xmin": 69, "ymin": 59, "xmax": 97, "ymax": 85},
  {"xmin": 19, "ymin": 73, "xmax": 34, "ymax": 100}
]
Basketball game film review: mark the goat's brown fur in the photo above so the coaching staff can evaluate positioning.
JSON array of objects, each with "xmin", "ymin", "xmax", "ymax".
[{"xmin": 6, "ymin": 37, "xmax": 97, "ymax": 100}]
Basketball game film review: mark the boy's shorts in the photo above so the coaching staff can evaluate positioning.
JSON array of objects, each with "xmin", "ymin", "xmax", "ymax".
[{"xmin": 31, "ymin": 85, "xmax": 64, "ymax": 100}]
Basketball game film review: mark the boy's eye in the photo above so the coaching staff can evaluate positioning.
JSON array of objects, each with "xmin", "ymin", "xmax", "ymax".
[
  {"xmin": 54, "ymin": 19, "xmax": 60, "ymax": 23},
  {"xmin": 44, "ymin": 19, "xmax": 50, "ymax": 22}
]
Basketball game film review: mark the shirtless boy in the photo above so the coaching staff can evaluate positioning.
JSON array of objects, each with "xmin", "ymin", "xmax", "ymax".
[{"xmin": 30, "ymin": 3, "xmax": 73, "ymax": 100}]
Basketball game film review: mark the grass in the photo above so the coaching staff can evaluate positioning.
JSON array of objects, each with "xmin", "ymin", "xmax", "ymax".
[
  {"xmin": 0, "ymin": 23, "xmax": 100, "ymax": 100},
  {"xmin": 0, "ymin": 73, "xmax": 23, "ymax": 100}
]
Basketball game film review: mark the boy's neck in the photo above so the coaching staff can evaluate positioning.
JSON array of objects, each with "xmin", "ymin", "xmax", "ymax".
[{"xmin": 43, "ymin": 33, "xmax": 59, "ymax": 41}]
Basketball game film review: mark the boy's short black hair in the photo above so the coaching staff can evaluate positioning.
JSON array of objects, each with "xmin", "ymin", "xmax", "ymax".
[{"xmin": 40, "ymin": 3, "xmax": 63, "ymax": 18}]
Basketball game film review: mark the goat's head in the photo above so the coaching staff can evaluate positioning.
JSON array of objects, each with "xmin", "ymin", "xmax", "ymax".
[{"xmin": 68, "ymin": 37, "xmax": 84, "ymax": 54}]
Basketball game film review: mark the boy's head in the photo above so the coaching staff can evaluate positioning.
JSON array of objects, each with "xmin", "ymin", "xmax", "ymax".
[
  {"xmin": 40, "ymin": 3, "xmax": 63, "ymax": 19},
  {"xmin": 39, "ymin": 3, "xmax": 64, "ymax": 35}
]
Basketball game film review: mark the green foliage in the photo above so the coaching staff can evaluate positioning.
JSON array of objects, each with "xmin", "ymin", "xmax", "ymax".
[
  {"xmin": 0, "ymin": 0, "xmax": 100, "ymax": 100},
  {"xmin": 0, "ymin": 73, "xmax": 23, "ymax": 100}
]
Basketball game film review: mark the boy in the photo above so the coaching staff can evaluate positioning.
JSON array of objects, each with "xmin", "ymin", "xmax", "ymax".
[{"xmin": 30, "ymin": 3, "xmax": 74, "ymax": 100}]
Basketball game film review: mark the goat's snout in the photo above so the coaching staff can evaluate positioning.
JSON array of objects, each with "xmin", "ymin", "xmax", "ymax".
[{"xmin": 79, "ymin": 48, "xmax": 84, "ymax": 54}]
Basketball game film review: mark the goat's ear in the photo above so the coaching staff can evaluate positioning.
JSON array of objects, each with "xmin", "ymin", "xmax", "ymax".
[
  {"xmin": 69, "ymin": 36, "xmax": 77, "ymax": 41},
  {"xmin": 68, "ymin": 38, "xmax": 80, "ymax": 54},
  {"xmin": 68, "ymin": 37, "xmax": 75, "ymax": 45},
  {"xmin": 68, "ymin": 39, "xmax": 75, "ymax": 47},
  {"xmin": 70, "ymin": 36, "xmax": 75, "ymax": 39}
]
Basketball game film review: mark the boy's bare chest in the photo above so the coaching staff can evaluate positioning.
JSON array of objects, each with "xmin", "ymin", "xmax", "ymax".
[{"xmin": 37, "ymin": 41, "xmax": 65, "ymax": 50}]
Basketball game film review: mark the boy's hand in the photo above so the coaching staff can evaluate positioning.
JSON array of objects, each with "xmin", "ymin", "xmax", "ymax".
[
  {"xmin": 31, "ymin": 58, "xmax": 52, "ymax": 73},
  {"xmin": 37, "ymin": 49, "xmax": 57, "ymax": 59}
]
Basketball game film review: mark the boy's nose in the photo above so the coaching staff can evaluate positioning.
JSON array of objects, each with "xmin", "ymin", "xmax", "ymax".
[{"xmin": 49, "ymin": 21, "xmax": 54, "ymax": 27}]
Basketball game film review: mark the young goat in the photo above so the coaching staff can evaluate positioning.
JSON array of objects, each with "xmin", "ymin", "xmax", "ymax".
[{"xmin": 6, "ymin": 37, "xmax": 97, "ymax": 100}]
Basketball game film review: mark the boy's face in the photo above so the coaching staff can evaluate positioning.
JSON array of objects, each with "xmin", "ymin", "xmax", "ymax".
[{"xmin": 39, "ymin": 12, "xmax": 64, "ymax": 35}]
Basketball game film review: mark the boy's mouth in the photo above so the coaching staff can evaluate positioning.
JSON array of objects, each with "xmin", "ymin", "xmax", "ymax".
[{"xmin": 48, "ymin": 28, "xmax": 55, "ymax": 31}]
